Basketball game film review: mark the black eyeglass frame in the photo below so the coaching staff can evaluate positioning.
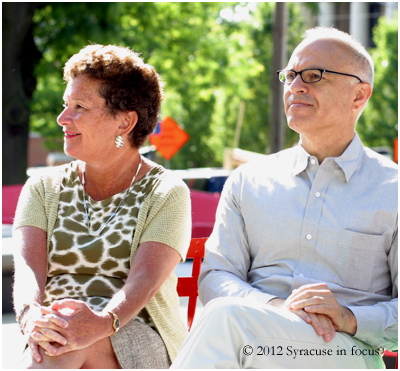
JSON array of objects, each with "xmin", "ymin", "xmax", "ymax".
[{"xmin": 277, "ymin": 68, "xmax": 363, "ymax": 84}]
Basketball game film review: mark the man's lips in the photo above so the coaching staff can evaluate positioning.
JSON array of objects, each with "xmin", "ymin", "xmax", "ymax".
[{"xmin": 288, "ymin": 100, "xmax": 312, "ymax": 108}]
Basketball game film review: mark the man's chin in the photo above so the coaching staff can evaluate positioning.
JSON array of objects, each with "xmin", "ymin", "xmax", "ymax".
[{"xmin": 287, "ymin": 119, "xmax": 307, "ymax": 135}]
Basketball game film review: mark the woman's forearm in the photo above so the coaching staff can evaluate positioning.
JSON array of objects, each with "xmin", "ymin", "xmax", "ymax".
[
  {"xmin": 13, "ymin": 226, "xmax": 48, "ymax": 328},
  {"xmin": 14, "ymin": 265, "xmax": 45, "ymax": 309},
  {"xmin": 102, "ymin": 272, "xmax": 160, "ymax": 328},
  {"xmin": 101, "ymin": 241, "xmax": 181, "ymax": 329}
]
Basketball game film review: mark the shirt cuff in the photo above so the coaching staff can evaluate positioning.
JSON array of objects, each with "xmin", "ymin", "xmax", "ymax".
[
  {"xmin": 348, "ymin": 305, "xmax": 383, "ymax": 346},
  {"xmin": 248, "ymin": 290, "xmax": 277, "ymax": 304}
]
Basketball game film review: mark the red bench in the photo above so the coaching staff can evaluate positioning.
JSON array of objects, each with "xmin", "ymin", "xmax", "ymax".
[
  {"xmin": 2, "ymin": 184, "xmax": 24, "ymax": 224},
  {"xmin": 177, "ymin": 238, "xmax": 206, "ymax": 330}
]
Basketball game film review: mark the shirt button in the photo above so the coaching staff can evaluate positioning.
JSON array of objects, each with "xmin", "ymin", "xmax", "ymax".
[
  {"xmin": 315, "ymin": 192, "xmax": 321, "ymax": 198},
  {"xmin": 310, "ymin": 158, "xmax": 317, "ymax": 165},
  {"xmin": 306, "ymin": 234, "xmax": 312, "ymax": 240},
  {"xmin": 299, "ymin": 273, "xmax": 304, "ymax": 277}
]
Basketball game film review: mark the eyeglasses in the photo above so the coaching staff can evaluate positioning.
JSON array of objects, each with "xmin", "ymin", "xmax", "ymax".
[{"xmin": 277, "ymin": 69, "xmax": 363, "ymax": 84}]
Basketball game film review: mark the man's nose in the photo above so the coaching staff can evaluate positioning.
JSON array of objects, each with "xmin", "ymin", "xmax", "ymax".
[{"xmin": 289, "ymin": 74, "xmax": 309, "ymax": 94}]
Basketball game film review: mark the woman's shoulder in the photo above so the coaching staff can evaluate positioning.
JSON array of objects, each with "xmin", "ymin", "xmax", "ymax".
[
  {"xmin": 145, "ymin": 163, "xmax": 189, "ymax": 199},
  {"xmin": 25, "ymin": 161, "xmax": 79, "ymax": 189}
]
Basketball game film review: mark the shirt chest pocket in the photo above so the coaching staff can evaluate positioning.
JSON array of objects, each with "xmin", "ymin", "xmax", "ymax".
[{"xmin": 334, "ymin": 229, "xmax": 387, "ymax": 292}]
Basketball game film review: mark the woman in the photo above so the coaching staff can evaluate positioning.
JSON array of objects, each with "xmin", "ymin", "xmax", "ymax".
[{"xmin": 13, "ymin": 44, "xmax": 191, "ymax": 369}]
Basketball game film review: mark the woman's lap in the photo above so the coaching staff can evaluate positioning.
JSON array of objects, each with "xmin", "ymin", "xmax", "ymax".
[
  {"xmin": 18, "ymin": 336, "xmax": 118, "ymax": 369},
  {"xmin": 18, "ymin": 318, "xmax": 169, "ymax": 369},
  {"xmin": 110, "ymin": 318, "xmax": 170, "ymax": 369}
]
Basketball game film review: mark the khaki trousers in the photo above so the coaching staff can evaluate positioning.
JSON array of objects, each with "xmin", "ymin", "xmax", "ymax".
[{"xmin": 171, "ymin": 297, "xmax": 385, "ymax": 369}]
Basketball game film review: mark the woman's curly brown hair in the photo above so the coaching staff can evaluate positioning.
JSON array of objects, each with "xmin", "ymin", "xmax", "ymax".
[{"xmin": 63, "ymin": 44, "xmax": 164, "ymax": 148}]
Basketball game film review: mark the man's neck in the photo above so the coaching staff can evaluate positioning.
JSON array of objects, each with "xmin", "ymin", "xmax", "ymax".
[{"xmin": 300, "ymin": 132, "xmax": 355, "ymax": 164}]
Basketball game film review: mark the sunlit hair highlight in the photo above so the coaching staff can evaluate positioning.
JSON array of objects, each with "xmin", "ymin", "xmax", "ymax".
[{"xmin": 301, "ymin": 27, "xmax": 374, "ymax": 88}]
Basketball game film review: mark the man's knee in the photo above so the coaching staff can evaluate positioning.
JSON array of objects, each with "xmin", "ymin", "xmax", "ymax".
[
  {"xmin": 200, "ymin": 297, "xmax": 282, "ymax": 335},
  {"xmin": 203, "ymin": 297, "xmax": 258, "ymax": 320}
]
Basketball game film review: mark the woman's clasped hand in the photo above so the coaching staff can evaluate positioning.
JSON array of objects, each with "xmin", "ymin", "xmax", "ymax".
[{"xmin": 29, "ymin": 300, "xmax": 113, "ymax": 360}]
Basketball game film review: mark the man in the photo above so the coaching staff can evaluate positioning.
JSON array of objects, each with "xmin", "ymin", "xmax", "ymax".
[{"xmin": 171, "ymin": 27, "xmax": 397, "ymax": 369}]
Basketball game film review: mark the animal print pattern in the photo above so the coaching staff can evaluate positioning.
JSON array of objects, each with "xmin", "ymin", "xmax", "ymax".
[{"xmin": 44, "ymin": 161, "xmax": 163, "ymax": 324}]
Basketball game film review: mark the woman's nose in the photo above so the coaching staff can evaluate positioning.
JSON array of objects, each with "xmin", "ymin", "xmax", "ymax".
[{"xmin": 57, "ymin": 108, "xmax": 70, "ymax": 127}]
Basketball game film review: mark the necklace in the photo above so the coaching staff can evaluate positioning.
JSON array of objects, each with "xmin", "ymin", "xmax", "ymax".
[{"xmin": 81, "ymin": 157, "xmax": 143, "ymax": 236}]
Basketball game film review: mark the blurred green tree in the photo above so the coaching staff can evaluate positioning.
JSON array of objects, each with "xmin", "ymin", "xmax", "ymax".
[
  {"xmin": 358, "ymin": 13, "xmax": 398, "ymax": 150},
  {"xmin": 10, "ymin": 3, "xmax": 395, "ymax": 183},
  {"xmin": 29, "ymin": 2, "xmax": 309, "ymax": 171}
]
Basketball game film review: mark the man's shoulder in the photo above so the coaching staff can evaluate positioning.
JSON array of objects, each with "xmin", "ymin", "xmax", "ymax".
[
  {"xmin": 362, "ymin": 147, "xmax": 398, "ymax": 182},
  {"xmin": 235, "ymin": 146, "xmax": 298, "ymax": 175}
]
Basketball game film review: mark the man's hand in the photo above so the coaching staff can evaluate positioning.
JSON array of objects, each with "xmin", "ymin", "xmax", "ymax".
[
  {"xmin": 285, "ymin": 283, "xmax": 357, "ymax": 336},
  {"xmin": 268, "ymin": 297, "xmax": 337, "ymax": 342}
]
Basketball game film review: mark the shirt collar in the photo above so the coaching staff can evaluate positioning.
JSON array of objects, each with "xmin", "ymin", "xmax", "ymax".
[
  {"xmin": 293, "ymin": 143, "xmax": 310, "ymax": 176},
  {"xmin": 331, "ymin": 132, "xmax": 364, "ymax": 183},
  {"xmin": 293, "ymin": 132, "xmax": 364, "ymax": 182}
]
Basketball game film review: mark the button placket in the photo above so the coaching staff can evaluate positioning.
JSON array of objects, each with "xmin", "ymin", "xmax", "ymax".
[{"xmin": 297, "ymin": 165, "xmax": 332, "ymax": 277}]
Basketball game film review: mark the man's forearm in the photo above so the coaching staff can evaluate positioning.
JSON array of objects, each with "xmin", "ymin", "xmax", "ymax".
[{"xmin": 199, "ymin": 270, "xmax": 274, "ymax": 305}]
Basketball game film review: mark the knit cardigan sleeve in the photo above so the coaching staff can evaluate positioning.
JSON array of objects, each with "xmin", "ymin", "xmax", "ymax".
[
  {"xmin": 13, "ymin": 166, "xmax": 65, "ymax": 250},
  {"xmin": 133, "ymin": 170, "xmax": 192, "ymax": 262},
  {"xmin": 130, "ymin": 169, "xmax": 192, "ymax": 361}
]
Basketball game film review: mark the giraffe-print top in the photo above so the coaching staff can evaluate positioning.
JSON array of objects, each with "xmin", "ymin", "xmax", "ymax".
[
  {"xmin": 44, "ymin": 161, "xmax": 163, "ymax": 323},
  {"xmin": 14, "ymin": 160, "xmax": 191, "ymax": 360}
]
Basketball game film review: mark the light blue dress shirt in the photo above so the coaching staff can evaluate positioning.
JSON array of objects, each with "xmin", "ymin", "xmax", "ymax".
[{"xmin": 199, "ymin": 133, "xmax": 398, "ymax": 351}]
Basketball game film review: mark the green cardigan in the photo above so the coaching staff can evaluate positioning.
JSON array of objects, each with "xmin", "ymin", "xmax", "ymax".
[{"xmin": 13, "ymin": 162, "xmax": 192, "ymax": 361}]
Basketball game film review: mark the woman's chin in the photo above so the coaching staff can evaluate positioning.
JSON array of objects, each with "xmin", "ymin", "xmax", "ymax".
[{"xmin": 63, "ymin": 146, "xmax": 80, "ymax": 161}]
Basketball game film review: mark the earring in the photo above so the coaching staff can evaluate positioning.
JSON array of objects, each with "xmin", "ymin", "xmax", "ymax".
[{"xmin": 115, "ymin": 135, "xmax": 124, "ymax": 148}]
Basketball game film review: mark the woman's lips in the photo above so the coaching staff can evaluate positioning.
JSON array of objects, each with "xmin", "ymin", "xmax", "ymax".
[{"xmin": 64, "ymin": 132, "xmax": 81, "ymax": 138}]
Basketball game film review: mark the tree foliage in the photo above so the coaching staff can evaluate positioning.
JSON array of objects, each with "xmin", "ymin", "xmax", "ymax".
[
  {"xmin": 28, "ymin": 3, "xmax": 397, "ymax": 171},
  {"xmin": 357, "ymin": 13, "xmax": 398, "ymax": 149},
  {"xmin": 29, "ymin": 2, "xmax": 308, "ymax": 169}
]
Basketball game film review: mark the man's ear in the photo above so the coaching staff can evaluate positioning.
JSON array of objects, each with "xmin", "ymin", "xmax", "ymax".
[
  {"xmin": 352, "ymin": 83, "xmax": 372, "ymax": 112},
  {"xmin": 119, "ymin": 111, "xmax": 138, "ymax": 135}
]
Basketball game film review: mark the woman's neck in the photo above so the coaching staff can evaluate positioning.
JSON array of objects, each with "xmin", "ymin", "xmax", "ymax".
[{"xmin": 79, "ymin": 150, "xmax": 144, "ymax": 201}]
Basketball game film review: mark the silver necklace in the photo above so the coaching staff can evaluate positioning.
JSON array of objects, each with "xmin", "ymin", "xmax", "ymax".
[{"xmin": 81, "ymin": 157, "xmax": 143, "ymax": 236}]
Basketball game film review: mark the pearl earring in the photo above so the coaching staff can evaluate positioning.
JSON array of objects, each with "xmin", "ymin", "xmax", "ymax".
[{"xmin": 115, "ymin": 135, "xmax": 124, "ymax": 148}]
